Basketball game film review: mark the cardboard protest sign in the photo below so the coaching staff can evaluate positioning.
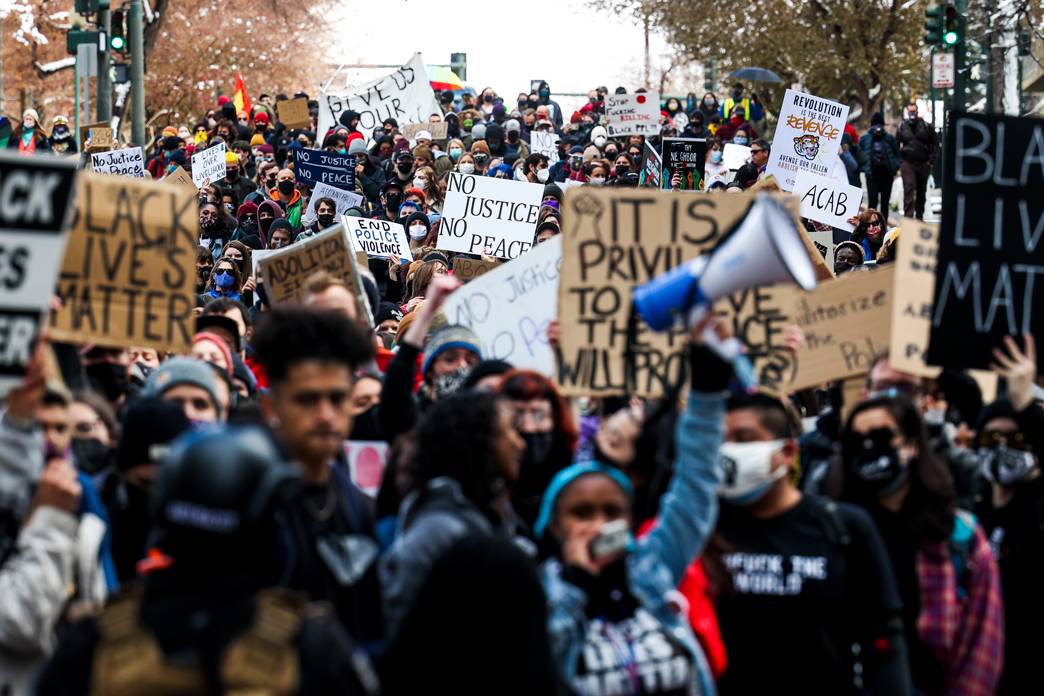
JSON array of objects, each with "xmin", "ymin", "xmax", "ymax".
[
  {"xmin": 89, "ymin": 127, "xmax": 113, "ymax": 149},
  {"xmin": 162, "ymin": 166, "xmax": 195, "ymax": 189},
  {"xmin": 722, "ymin": 143, "xmax": 751, "ymax": 170},
  {"xmin": 767, "ymin": 89, "xmax": 849, "ymax": 192},
  {"xmin": 301, "ymin": 181, "xmax": 365, "ymax": 226},
  {"xmin": 441, "ymin": 237, "xmax": 562, "ymax": 375},
  {"xmin": 808, "ymin": 229, "xmax": 836, "ymax": 267},
  {"xmin": 605, "ymin": 92, "xmax": 661, "ymax": 138},
  {"xmin": 258, "ymin": 225, "xmax": 365, "ymax": 318},
  {"xmin": 0, "ymin": 153, "xmax": 78, "ymax": 396},
  {"xmin": 90, "ymin": 147, "xmax": 145, "ymax": 178},
  {"xmin": 318, "ymin": 53, "xmax": 441, "ymax": 141},
  {"xmin": 345, "ymin": 217, "xmax": 413, "ymax": 262},
  {"xmin": 793, "ymin": 170, "xmax": 862, "ymax": 232},
  {"xmin": 926, "ymin": 112, "xmax": 1044, "ymax": 371},
  {"xmin": 277, "ymin": 97, "xmax": 311, "ymax": 129},
  {"xmin": 79, "ymin": 121, "xmax": 108, "ymax": 147},
  {"xmin": 438, "ymin": 172, "xmax": 543, "ymax": 259},
  {"xmin": 191, "ymin": 142, "xmax": 227, "ymax": 188},
  {"xmin": 530, "ymin": 130, "xmax": 560, "ymax": 163},
  {"xmin": 452, "ymin": 257, "xmax": 500, "ymax": 281},
  {"xmin": 890, "ymin": 218, "xmax": 940, "ymax": 376},
  {"xmin": 713, "ymin": 283, "xmax": 797, "ymax": 394},
  {"xmin": 787, "ymin": 266, "xmax": 895, "ymax": 390},
  {"xmin": 660, "ymin": 138, "xmax": 706, "ymax": 191},
  {"xmin": 639, "ymin": 140, "xmax": 662, "ymax": 188},
  {"xmin": 49, "ymin": 174, "xmax": 198, "ymax": 354},
  {"xmin": 403, "ymin": 121, "xmax": 448, "ymax": 142},
  {"xmin": 293, "ymin": 148, "xmax": 356, "ymax": 191},
  {"xmin": 556, "ymin": 188, "xmax": 830, "ymax": 397}
]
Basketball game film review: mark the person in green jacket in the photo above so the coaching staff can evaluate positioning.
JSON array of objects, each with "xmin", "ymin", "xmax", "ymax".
[{"xmin": 269, "ymin": 168, "xmax": 304, "ymax": 230}]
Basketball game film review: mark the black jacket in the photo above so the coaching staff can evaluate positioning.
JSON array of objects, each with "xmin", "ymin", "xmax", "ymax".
[{"xmin": 896, "ymin": 118, "xmax": 937, "ymax": 165}]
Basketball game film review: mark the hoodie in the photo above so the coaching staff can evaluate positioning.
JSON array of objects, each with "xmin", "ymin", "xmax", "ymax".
[
  {"xmin": 268, "ymin": 186, "xmax": 303, "ymax": 230},
  {"xmin": 254, "ymin": 199, "xmax": 285, "ymax": 248}
]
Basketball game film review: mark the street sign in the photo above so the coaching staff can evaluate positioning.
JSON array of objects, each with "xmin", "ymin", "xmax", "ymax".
[
  {"xmin": 932, "ymin": 52, "xmax": 955, "ymax": 89},
  {"xmin": 76, "ymin": 43, "xmax": 98, "ymax": 77}
]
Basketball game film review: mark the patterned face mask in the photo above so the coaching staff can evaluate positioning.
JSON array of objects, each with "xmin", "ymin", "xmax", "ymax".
[
  {"xmin": 980, "ymin": 444, "xmax": 1037, "ymax": 486},
  {"xmin": 430, "ymin": 366, "xmax": 470, "ymax": 400}
]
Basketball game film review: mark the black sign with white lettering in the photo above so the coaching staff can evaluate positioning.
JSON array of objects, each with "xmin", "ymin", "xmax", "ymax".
[
  {"xmin": 293, "ymin": 148, "xmax": 356, "ymax": 191},
  {"xmin": 0, "ymin": 151, "xmax": 78, "ymax": 394},
  {"xmin": 926, "ymin": 112, "xmax": 1044, "ymax": 370}
]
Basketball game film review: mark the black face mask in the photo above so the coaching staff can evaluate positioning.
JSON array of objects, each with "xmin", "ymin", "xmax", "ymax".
[
  {"xmin": 239, "ymin": 217, "xmax": 257, "ymax": 234},
  {"xmin": 844, "ymin": 428, "xmax": 908, "ymax": 496},
  {"xmin": 349, "ymin": 406, "xmax": 383, "ymax": 441},
  {"xmin": 86, "ymin": 362, "xmax": 129, "ymax": 403},
  {"xmin": 834, "ymin": 260, "xmax": 856, "ymax": 275},
  {"xmin": 317, "ymin": 213, "xmax": 335, "ymax": 228},
  {"xmin": 385, "ymin": 192, "xmax": 403, "ymax": 210},
  {"xmin": 277, "ymin": 180, "xmax": 295, "ymax": 196},
  {"xmin": 259, "ymin": 217, "xmax": 274, "ymax": 235},
  {"xmin": 396, "ymin": 161, "xmax": 413, "ymax": 174},
  {"xmin": 872, "ymin": 126, "xmax": 884, "ymax": 140},
  {"xmin": 72, "ymin": 438, "xmax": 113, "ymax": 475},
  {"xmin": 615, "ymin": 164, "xmax": 630, "ymax": 177},
  {"xmin": 507, "ymin": 131, "xmax": 519, "ymax": 142},
  {"xmin": 515, "ymin": 431, "xmax": 556, "ymax": 500}
]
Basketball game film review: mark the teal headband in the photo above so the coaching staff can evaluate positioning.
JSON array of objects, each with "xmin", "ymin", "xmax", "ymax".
[{"xmin": 532, "ymin": 461, "xmax": 634, "ymax": 539}]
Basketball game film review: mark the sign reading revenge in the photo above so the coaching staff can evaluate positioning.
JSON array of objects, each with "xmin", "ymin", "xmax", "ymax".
[
  {"xmin": 90, "ymin": 147, "xmax": 145, "ymax": 178},
  {"xmin": 50, "ymin": 173, "xmax": 198, "ymax": 354},
  {"xmin": 767, "ymin": 89, "xmax": 849, "ymax": 192},
  {"xmin": 438, "ymin": 173, "xmax": 542, "ymax": 259},
  {"xmin": 793, "ymin": 170, "xmax": 862, "ymax": 232},
  {"xmin": 0, "ymin": 153, "xmax": 78, "ymax": 396},
  {"xmin": 926, "ymin": 112, "xmax": 1044, "ymax": 371},
  {"xmin": 191, "ymin": 142, "xmax": 227, "ymax": 188},
  {"xmin": 441, "ymin": 236, "xmax": 562, "ymax": 375},
  {"xmin": 557, "ymin": 188, "xmax": 827, "ymax": 397},
  {"xmin": 317, "ymin": 53, "xmax": 441, "ymax": 141},
  {"xmin": 293, "ymin": 148, "xmax": 356, "ymax": 191},
  {"xmin": 605, "ymin": 92, "xmax": 661, "ymax": 138},
  {"xmin": 345, "ymin": 217, "xmax": 413, "ymax": 262}
]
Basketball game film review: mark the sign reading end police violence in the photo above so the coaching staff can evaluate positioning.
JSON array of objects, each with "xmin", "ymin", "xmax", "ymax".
[
  {"xmin": 0, "ymin": 153, "xmax": 78, "ymax": 396},
  {"xmin": 926, "ymin": 112, "xmax": 1044, "ymax": 371},
  {"xmin": 438, "ymin": 172, "xmax": 542, "ymax": 259},
  {"xmin": 49, "ymin": 173, "xmax": 198, "ymax": 355}
]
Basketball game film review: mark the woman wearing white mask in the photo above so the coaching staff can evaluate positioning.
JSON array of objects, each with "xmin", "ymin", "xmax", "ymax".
[
  {"xmin": 584, "ymin": 161, "xmax": 608, "ymax": 186},
  {"xmin": 413, "ymin": 165, "xmax": 443, "ymax": 213},
  {"xmin": 456, "ymin": 152, "xmax": 477, "ymax": 176},
  {"xmin": 702, "ymin": 138, "xmax": 730, "ymax": 190},
  {"xmin": 712, "ymin": 391, "xmax": 913, "ymax": 695},
  {"xmin": 402, "ymin": 211, "xmax": 432, "ymax": 253}
]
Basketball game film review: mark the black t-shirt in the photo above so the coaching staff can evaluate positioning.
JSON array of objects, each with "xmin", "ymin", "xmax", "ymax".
[
  {"xmin": 281, "ymin": 469, "xmax": 384, "ymax": 645},
  {"xmin": 716, "ymin": 495, "xmax": 904, "ymax": 695},
  {"xmin": 976, "ymin": 475, "xmax": 1044, "ymax": 694}
]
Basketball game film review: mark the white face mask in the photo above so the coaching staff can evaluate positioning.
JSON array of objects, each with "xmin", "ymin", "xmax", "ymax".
[
  {"xmin": 413, "ymin": 177, "xmax": 426, "ymax": 189},
  {"xmin": 514, "ymin": 168, "xmax": 528, "ymax": 181},
  {"xmin": 459, "ymin": 163, "xmax": 475, "ymax": 174},
  {"xmin": 589, "ymin": 177, "xmax": 605, "ymax": 186},
  {"xmin": 536, "ymin": 168, "xmax": 550, "ymax": 183},
  {"xmin": 593, "ymin": 136, "xmax": 607, "ymax": 147},
  {"xmin": 719, "ymin": 439, "xmax": 787, "ymax": 505},
  {"xmin": 409, "ymin": 224, "xmax": 428, "ymax": 240}
]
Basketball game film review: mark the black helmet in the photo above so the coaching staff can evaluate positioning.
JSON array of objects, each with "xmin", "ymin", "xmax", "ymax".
[{"xmin": 151, "ymin": 426, "xmax": 301, "ymax": 582}]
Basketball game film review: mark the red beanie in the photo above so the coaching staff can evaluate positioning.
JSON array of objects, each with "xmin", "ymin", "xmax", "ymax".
[{"xmin": 217, "ymin": 95, "xmax": 230, "ymax": 107}]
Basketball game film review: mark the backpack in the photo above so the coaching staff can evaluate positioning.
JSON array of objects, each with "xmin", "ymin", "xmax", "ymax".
[{"xmin": 871, "ymin": 139, "xmax": 887, "ymax": 168}]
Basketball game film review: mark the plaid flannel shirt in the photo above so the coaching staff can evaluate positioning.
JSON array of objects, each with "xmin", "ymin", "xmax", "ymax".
[{"xmin": 916, "ymin": 519, "xmax": 1004, "ymax": 696}]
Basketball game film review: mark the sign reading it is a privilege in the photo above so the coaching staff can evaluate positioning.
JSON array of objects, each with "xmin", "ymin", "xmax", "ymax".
[
  {"xmin": 191, "ymin": 143, "xmax": 226, "ymax": 188},
  {"xmin": 926, "ymin": 112, "xmax": 1044, "ymax": 371},
  {"xmin": 438, "ymin": 172, "xmax": 543, "ymax": 259},
  {"xmin": 293, "ymin": 148, "xmax": 356, "ymax": 191},
  {"xmin": 50, "ymin": 173, "xmax": 198, "ymax": 354},
  {"xmin": 556, "ymin": 188, "xmax": 830, "ymax": 397},
  {"xmin": 766, "ymin": 89, "xmax": 849, "ymax": 192},
  {"xmin": 793, "ymin": 170, "xmax": 862, "ymax": 232},
  {"xmin": 0, "ymin": 152, "xmax": 78, "ymax": 397},
  {"xmin": 90, "ymin": 147, "xmax": 145, "ymax": 178},
  {"xmin": 318, "ymin": 53, "xmax": 441, "ymax": 141},
  {"xmin": 605, "ymin": 92, "xmax": 661, "ymax": 138},
  {"xmin": 345, "ymin": 217, "xmax": 413, "ymax": 262},
  {"xmin": 441, "ymin": 236, "xmax": 562, "ymax": 375}
]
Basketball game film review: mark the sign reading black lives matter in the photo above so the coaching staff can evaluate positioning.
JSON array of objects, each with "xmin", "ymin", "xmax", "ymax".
[
  {"xmin": 50, "ymin": 173, "xmax": 198, "ymax": 355},
  {"xmin": 926, "ymin": 112, "xmax": 1044, "ymax": 371},
  {"xmin": 0, "ymin": 152, "xmax": 78, "ymax": 396},
  {"xmin": 293, "ymin": 148, "xmax": 356, "ymax": 192},
  {"xmin": 438, "ymin": 172, "xmax": 543, "ymax": 259}
]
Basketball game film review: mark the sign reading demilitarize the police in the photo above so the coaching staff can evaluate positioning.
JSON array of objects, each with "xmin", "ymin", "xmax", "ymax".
[
  {"xmin": 0, "ymin": 152, "xmax": 78, "ymax": 396},
  {"xmin": 437, "ymin": 173, "xmax": 543, "ymax": 259},
  {"xmin": 293, "ymin": 148, "xmax": 356, "ymax": 192},
  {"xmin": 926, "ymin": 112, "xmax": 1044, "ymax": 371}
]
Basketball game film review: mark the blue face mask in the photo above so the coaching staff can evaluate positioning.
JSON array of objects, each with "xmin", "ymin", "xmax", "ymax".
[
  {"xmin": 711, "ymin": 150, "xmax": 723, "ymax": 164},
  {"xmin": 733, "ymin": 135, "xmax": 749, "ymax": 146},
  {"xmin": 215, "ymin": 271, "xmax": 235, "ymax": 289}
]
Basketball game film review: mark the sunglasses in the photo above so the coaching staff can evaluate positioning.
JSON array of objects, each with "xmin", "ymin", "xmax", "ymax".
[
  {"xmin": 750, "ymin": 148, "xmax": 763, "ymax": 154},
  {"xmin": 978, "ymin": 430, "xmax": 1032, "ymax": 451}
]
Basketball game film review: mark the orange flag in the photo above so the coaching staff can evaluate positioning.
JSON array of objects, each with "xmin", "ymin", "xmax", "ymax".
[{"xmin": 232, "ymin": 72, "xmax": 252, "ymax": 116}]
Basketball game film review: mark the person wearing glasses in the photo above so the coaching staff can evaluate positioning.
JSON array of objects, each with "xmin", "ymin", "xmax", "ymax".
[{"xmin": 750, "ymin": 138, "xmax": 770, "ymax": 179}]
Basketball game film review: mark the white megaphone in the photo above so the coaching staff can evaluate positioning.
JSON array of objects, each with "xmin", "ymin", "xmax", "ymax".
[{"xmin": 632, "ymin": 194, "xmax": 818, "ymax": 332}]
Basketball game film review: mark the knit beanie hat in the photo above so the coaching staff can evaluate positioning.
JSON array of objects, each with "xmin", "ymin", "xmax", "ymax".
[
  {"xmin": 115, "ymin": 397, "xmax": 191, "ymax": 472},
  {"xmin": 143, "ymin": 357, "xmax": 221, "ymax": 413},
  {"xmin": 421, "ymin": 324, "xmax": 482, "ymax": 376},
  {"xmin": 250, "ymin": 133, "xmax": 265, "ymax": 147}
]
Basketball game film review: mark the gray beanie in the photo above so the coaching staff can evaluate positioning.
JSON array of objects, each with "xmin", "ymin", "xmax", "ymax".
[
  {"xmin": 143, "ymin": 357, "xmax": 221, "ymax": 412},
  {"xmin": 471, "ymin": 123, "xmax": 487, "ymax": 141},
  {"xmin": 421, "ymin": 325, "xmax": 482, "ymax": 376},
  {"xmin": 348, "ymin": 139, "xmax": 368, "ymax": 155}
]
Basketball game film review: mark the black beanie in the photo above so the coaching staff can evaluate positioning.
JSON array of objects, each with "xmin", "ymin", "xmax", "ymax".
[
  {"xmin": 462, "ymin": 360, "xmax": 514, "ymax": 390},
  {"xmin": 116, "ymin": 397, "xmax": 191, "ymax": 471},
  {"xmin": 976, "ymin": 398, "xmax": 1018, "ymax": 433},
  {"xmin": 871, "ymin": 112, "xmax": 885, "ymax": 127}
]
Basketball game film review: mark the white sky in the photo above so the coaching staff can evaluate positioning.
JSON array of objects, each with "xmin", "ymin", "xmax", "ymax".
[{"xmin": 326, "ymin": 0, "xmax": 669, "ymax": 111}]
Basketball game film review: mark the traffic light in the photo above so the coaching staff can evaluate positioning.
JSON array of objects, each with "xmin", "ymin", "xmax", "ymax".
[
  {"xmin": 924, "ymin": 4, "xmax": 945, "ymax": 46},
  {"xmin": 942, "ymin": 4, "xmax": 963, "ymax": 46},
  {"xmin": 110, "ymin": 9, "xmax": 126, "ymax": 52}
]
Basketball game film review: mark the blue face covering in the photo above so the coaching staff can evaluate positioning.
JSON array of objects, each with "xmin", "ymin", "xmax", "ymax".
[{"xmin": 215, "ymin": 271, "xmax": 235, "ymax": 289}]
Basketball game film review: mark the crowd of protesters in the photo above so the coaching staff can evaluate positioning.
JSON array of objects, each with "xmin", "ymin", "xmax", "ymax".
[{"xmin": 0, "ymin": 78, "xmax": 1038, "ymax": 696}]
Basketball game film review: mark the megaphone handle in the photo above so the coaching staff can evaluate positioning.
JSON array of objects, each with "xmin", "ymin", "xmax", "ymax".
[{"xmin": 696, "ymin": 322, "xmax": 757, "ymax": 392}]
